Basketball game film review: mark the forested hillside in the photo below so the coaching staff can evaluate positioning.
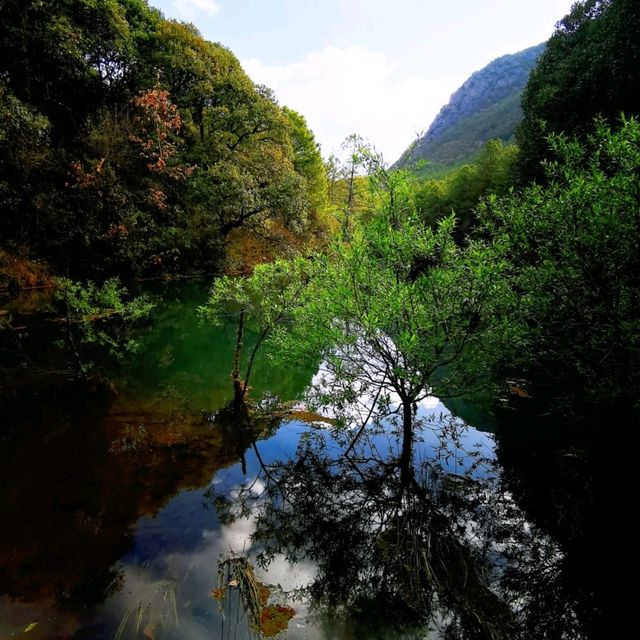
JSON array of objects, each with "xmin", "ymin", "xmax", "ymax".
[
  {"xmin": 395, "ymin": 43, "xmax": 544, "ymax": 176},
  {"xmin": 0, "ymin": 0, "xmax": 329, "ymax": 279}
]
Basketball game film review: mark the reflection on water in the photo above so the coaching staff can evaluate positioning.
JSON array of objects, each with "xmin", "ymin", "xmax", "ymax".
[
  {"xmin": 0, "ymin": 282, "xmax": 632, "ymax": 639},
  {"xmin": 123, "ymin": 281, "xmax": 313, "ymax": 412},
  {"xmin": 213, "ymin": 410, "xmax": 512, "ymax": 639},
  {"xmin": 0, "ymin": 281, "xmax": 314, "ymax": 639},
  {"xmin": 494, "ymin": 400, "xmax": 640, "ymax": 640}
]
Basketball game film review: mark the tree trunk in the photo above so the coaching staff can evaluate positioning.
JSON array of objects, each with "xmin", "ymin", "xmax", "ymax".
[
  {"xmin": 232, "ymin": 308, "xmax": 245, "ymax": 405},
  {"xmin": 399, "ymin": 397, "xmax": 414, "ymax": 493}
]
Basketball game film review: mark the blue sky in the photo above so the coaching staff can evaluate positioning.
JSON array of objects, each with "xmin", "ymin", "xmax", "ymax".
[{"xmin": 149, "ymin": 0, "xmax": 576, "ymax": 161}]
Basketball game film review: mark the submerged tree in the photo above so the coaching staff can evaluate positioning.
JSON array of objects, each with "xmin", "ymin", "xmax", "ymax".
[
  {"xmin": 199, "ymin": 257, "xmax": 312, "ymax": 405},
  {"xmin": 270, "ymin": 168, "xmax": 513, "ymax": 485},
  {"xmin": 204, "ymin": 160, "xmax": 513, "ymax": 476}
]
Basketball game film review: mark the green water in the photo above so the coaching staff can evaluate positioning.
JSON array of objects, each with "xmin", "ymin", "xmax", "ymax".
[
  {"xmin": 0, "ymin": 281, "xmax": 495, "ymax": 639},
  {"xmin": 0, "ymin": 281, "xmax": 315, "ymax": 638},
  {"xmin": 120, "ymin": 280, "xmax": 314, "ymax": 410}
]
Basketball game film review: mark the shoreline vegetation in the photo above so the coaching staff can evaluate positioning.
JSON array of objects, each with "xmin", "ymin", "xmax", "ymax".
[
  {"xmin": 2, "ymin": 0, "xmax": 638, "ymax": 436},
  {"xmin": 2, "ymin": 0, "xmax": 639, "ymax": 434}
]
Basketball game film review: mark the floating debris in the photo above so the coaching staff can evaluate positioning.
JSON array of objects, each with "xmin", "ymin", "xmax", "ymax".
[{"xmin": 214, "ymin": 554, "xmax": 296, "ymax": 638}]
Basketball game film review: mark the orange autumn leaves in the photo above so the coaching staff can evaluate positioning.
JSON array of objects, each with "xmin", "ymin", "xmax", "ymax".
[
  {"xmin": 258, "ymin": 604, "xmax": 296, "ymax": 637},
  {"xmin": 129, "ymin": 87, "xmax": 192, "ymax": 179}
]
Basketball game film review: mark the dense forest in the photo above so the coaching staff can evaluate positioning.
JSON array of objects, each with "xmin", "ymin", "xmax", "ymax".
[
  {"xmin": 203, "ymin": 2, "xmax": 640, "ymax": 635},
  {"xmin": 1, "ymin": 0, "xmax": 640, "ymax": 638},
  {"xmin": 0, "ymin": 0, "xmax": 330, "ymax": 280}
]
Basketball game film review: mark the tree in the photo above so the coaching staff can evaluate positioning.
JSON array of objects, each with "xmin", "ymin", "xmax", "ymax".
[
  {"xmin": 183, "ymin": 79, "xmax": 311, "ymax": 271},
  {"xmin": 202, "ymin": 164, "xmax": 512, "ymax": 477},
  {"xmin": 270, "ymin": 168, "xmax": 512, "ymax": 486},
  {"xmin": 479, "ymin": 117, "xmax": 640, "ymax": 419},
  {"xmin": 199, "ymin": 257, "xmax": 312, "ymax": 404},
  {"xmin": 61, "ymin": 85, "xmax": 195, "ymax": 276},
  {"xmin": 282, "ymin": 107, "xmax": 330, "ymax": 231},
  {"xmin": 322, "ymin": 134, "xmax": 378, "ymax": 236},
  {"xmin": 516, "ymin": 0, "xmax": 640, "ymax": 182},
  {"xmin": 145, "ymin": 19, "xmax": 236, "ymax": 144},
  {"xmin": 415, "ymin": 139, "xmax": 518, "ymax": 237}
]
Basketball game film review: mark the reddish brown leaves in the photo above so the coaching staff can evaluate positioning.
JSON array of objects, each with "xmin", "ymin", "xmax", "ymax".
[{"xmin": 129, "ymin": 88, "xmax": 193, "ymax": 179}]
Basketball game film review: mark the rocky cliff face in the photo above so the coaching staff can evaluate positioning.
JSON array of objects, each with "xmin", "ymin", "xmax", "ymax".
[{"xmin": 395, "ymin": 43, "xmax": 544, "ymax": 174}]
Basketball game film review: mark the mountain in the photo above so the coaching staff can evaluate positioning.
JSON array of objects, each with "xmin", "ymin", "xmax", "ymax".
[{"xmin": 395, "ymin": 43, "xmax": 545, "ymax": 176}]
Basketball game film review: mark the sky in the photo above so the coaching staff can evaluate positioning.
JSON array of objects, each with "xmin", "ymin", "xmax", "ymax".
[{"xmin": 149, "ymin": 0, "xmax": 576, "ymax": 162}]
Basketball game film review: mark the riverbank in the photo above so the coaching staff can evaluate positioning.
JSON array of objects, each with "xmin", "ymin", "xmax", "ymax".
[{"xmin": 0, "ymin": 247, "xmax": 55, "ymax": 293}]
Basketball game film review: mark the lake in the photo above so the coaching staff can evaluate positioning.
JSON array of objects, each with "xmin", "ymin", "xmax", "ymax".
[{"xmin": 0, "ymin": 281, "xmax": 634, "ymax": 639}]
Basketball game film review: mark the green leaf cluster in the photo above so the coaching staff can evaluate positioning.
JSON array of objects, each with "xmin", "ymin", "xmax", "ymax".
[
  {"xmin": 414, "ymin": 139, "xmax": 519, "ymax": 236},
  {"xmin": 480, "ymin": 117, "xmax": 640, "ymax": 417},
  {"xmin": 56, "ymin": 277, "xmax": 154, "ymax": 375},
  {"xmin": 516, "ymin": 0, "xmax": 640, "ymax": 182},
  {"xmin": 200, "ymin": 257, "xmax": 311, "ymax": 331}
]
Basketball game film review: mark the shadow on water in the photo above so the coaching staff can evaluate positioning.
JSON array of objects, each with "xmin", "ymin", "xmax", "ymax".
[
  {"xmin": 0, "ymin": 280, "xmax": 315, "ymax": 639},
  {"xmin": 0, "ymin": 283, "xmax": 322, "ymax": 640},
  {"xmin": 494, "ymin": 396, "xmax": 640, "ymax": 640},
  {"xmin": 0, "ymin": 379, "xmax": 300, "ymax": 639},
  {"xmin": 0, "ymin": 379, "xmax": 254, "ymax": 609},
  {"xmin": 209, "ymin": 393, "xmax": 638, "ymax": 640}
]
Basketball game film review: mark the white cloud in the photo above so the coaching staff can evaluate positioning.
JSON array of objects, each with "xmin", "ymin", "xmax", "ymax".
[
  {"xmin": 172, "ymin": 0, "xmax": 220, "ymax": 21},
  {"xmin": 243, "ymin": 45, "xmax": 462, "ymax": 163}
]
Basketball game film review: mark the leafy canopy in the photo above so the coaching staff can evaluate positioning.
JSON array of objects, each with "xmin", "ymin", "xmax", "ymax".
[
  {"xmin": 480, "ymin": 117, "xmax": 640, "ymax": 417},
  {"xmin": 516, "ymin": 0, "xmax": 640, "ymax": 182}
]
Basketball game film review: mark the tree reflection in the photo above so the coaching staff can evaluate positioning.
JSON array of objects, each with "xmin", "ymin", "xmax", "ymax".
[
  {"xmin": 494, "ymin": 400, "xmax": 640, "ymax": 640},
  {"xmin": 215, "ymin": 410, "xmax": 518, "ymax": 640},
  {"xmin": 0, "ymin": 379, "xmax": 278, "ymax": 611},
  {"xmin": 212, "ymin": 388, "xmax": 636, "ymax": 640}
]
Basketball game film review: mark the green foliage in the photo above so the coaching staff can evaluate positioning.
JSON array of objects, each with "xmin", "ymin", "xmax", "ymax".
[
  {"xmin": 282, "ymin": 107, "xmax": 329, "ymax": 218},
  {"xmin": 0, "ymin": 0, "xmax": 145, "ymax": 133},
  {"xmin": 269, "ymin": 169, "xmax": 513, "ymax": 429},
  {"xmin": 516, "ymin": 0, "xmax": 640, "ymax": 182},
  {"xmin": 0, "ymin": 81, "xmax": 51, "ymax": 240},
  {"xmin": 480, "ymin": 117, "xmax": 640, "ymax": 417},
  {"xmin": 56, "ymin": 277, "xmax": 154, "ymax": 376},
  {"xmin": 200, "ymin": 257, "xmax": 311, "ymax": 331},
  {"xmin": 415, "ymin": 139, "xmax": 518, "ymax": 234},
  {"xmin": 0, "ymin": 0, "xmax": 327, "ymax": 277}
]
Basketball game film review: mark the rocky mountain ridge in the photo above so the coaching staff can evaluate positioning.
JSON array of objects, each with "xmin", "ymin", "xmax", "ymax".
[{"xmin": 396, "ymin": 43, "xmax": 545, "ymax": 175}]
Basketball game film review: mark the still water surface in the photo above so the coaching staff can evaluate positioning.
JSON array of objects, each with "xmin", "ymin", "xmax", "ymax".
[{"xmin": 2, "ymin": 281, "xmax": 619, "ymax": 640}]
